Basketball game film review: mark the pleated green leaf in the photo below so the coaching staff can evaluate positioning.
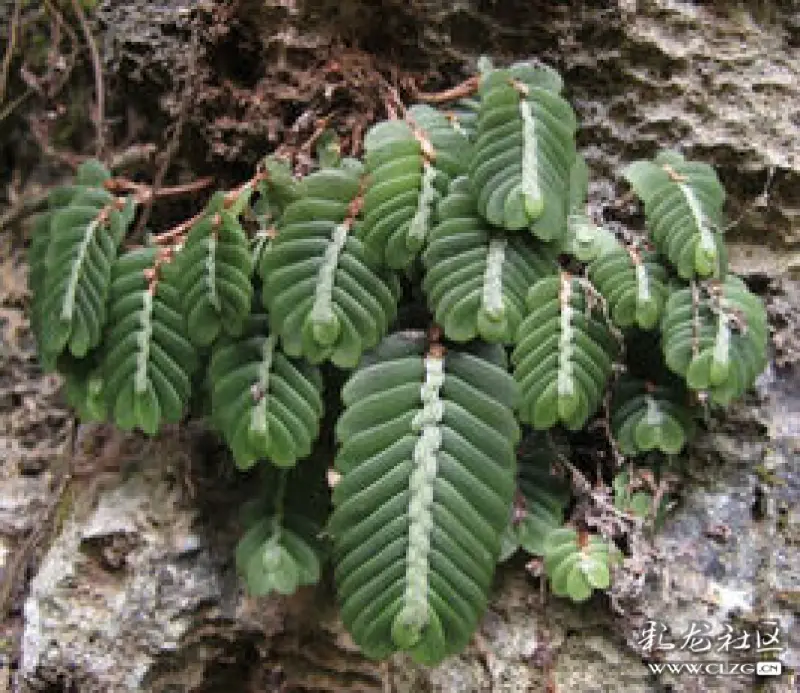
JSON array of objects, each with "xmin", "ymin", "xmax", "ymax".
[
  {"xmin": 500, "ymin": 433, "xmax": 570, "ymax": 560},
  {"xmin": 26, "ymin": 62, "xmax": 769, "ymax": 671},
  {"xmin": 469, "ymin": 66, "xmax": 577, "ymax": 241},
  {"xmin": 422, "ymin": 177, "xmax": 558, "ymax": 344},
  {"xmin": 28, "ymin": 212, "xmax": 59, "ymax": 371},
  {"xmin": 251, "ymin": 156, "xmax": 302, "ymax": 233},
  {"xmin": 613, "ymin": 471, "xmax": 656, "ymax": 520},
  {"xmin": 62, "ymin": 352, "xmax": 109, "ymax": 423},
  {"xmin": 660, "ymin": 276, "xmax": 768, "ymax": 405},
  {"xmin": 512, "ymin": 274, "xmax": 619, "ymax": 430},
  {"xmin": 359, "ymin": 105, "xmax": 471, "ymax": 269},
  {"xmin": 32, "ymin": 161, "xmax": 132, "ymax": 364},
  {"xmin": 558, "ymin": 156, "xmax": 621, "ymax": 262},
  {"xmin": 623, "ymin": 151, "xmax": 727, "ymax": 280},
  {"xmin": 208, "ymin": 312, "xmax": 324, "ymax": 469},
  {"xmin": 610, "ymin": 376, "xmax": 696, "ymax": 456},
  {"xmin": 543, "ymin": 528, "xmax": 619, "ymax": 602},
  {"xmin": 101, "ymin": 248, "xmax": 198, "ymax": 435},
  {"xmin": 180, "ymin": 192, "xmax": 254, "ymax": 346},
  {"xmin": 588, "ymin": 246, "xmax": 668, "ymax": 330},
  {"xmin": 442, "ymin": 98, "xmax": 480, "ymax": 141},
  {"xmin": 260, "ymin": 166, "xmax": 399, "ymax": 368},
  {"xmin": 236, "ymin": 512, "xmax": 323, "ymax": 596},
  {"xmin": 328, "ymin": 336, "xmax": 519, "ymax": 665}
]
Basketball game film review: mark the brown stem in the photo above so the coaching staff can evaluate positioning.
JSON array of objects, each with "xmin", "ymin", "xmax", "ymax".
[
  {"xmin": 412, "ymin": 75, "xmax": 480, "ymax": 104},
  {"xmin": 70, "ymin": 0, "xmax": 105, "ymax": 158},
  {"xmin": 382, "ymin": 82, "xmax": 406, "ymax": 120},
  {"xmin": 0, "ymin": 0, "xmax": 23, "ymax": 106},
  {"xmin": 661, "ymin": 164, "xmax": 686, "ymax": 183},
  {"xmin": 223, "ymin": 169, "xmax": 270, "ymax": 208},
  {"xmin": 548, "ymin": 437, "xmax": 637, "ymax": 526},
  {"xmin": 105, "ymin": 176, "xmax": 214, "ymax": 202},
  {"xmin": 150, "ymin": 166, "xmax": 269, "ymax": 247},
  {"xmin": 151, "ymin": 210, "xmax": 204, "ymax": 246},
  {"xmin": 108, "ymin": 143, "xmax": 157, "ymax": 172},
  {"xmin": 0, "ymin": 88, "xmax": 32, "ymax": 124},
  {"xmin": 298, "ymin": 116, "xmax": 331, "ymax": 156}
]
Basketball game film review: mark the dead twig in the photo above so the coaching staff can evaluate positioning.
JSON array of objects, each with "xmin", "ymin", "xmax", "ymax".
[
  {"xmin": 298, "ymin": 116, "xmax": 331, "ymax": 158},
  {"xmin": 411, "ymin": 75, "xmax": 480, "ymax": 104},
  {"xmin": 0, "ymin": 0, "xmax": 23, "ymax": 106},
  {"xmin": 44, "ymin": 0, "xmax": 80, "ymax": 99},
  {"xmin": 105, "ymin": 176, "xmax": 214, "ymax": 202},
  {"xmin": 29, "ymin": 118, "xmax": 84, "ymax": 169},
  {"xmin": 382, "ymin": 81, "xmax": 405, "ymax": 120},
  {"xmin": 547, "ymin": 432, "xmax": 641, "ymax": 528},
  {"xmin": 0, "ymin": 88, "xmax": 32, "ymax": 124},
  {"xmin": 70, "ymin": 0, "xmax": 105, "ymax": 158},
  {"xmin": 149, "ymin": 168, "xmax": 267, "ymax": 247},
  {"xmin": 108, "ymin": 142, "xmax": 158, "ymax": 172},
  {"xmin": 723, "ymin": 165, "xmax": 776, "ymax": 233},
  {"xmin": 150, "ymin": 210, "xmax": 205, "ymax": 247}
]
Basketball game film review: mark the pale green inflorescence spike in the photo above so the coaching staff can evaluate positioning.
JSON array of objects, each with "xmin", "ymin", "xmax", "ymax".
[
  {"xmin": 392, "ymin": 353, "xmax": 445, "ymax": 646},
  {"xmin": 310, "ymin": 222, "xmax": 348, "ymax": 344},
  {"xmin": 134, "ymin": 291, "xmax": 154, "ymax": 394},
  {"xmin": 482, "ymin": 238, "xmax": 507, "ymax": 320}
]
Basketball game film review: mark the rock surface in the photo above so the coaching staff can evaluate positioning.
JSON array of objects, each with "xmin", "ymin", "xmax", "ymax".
[{"xmin": 2, "ymin": 0, "xmax": 799, "ymax": 691}]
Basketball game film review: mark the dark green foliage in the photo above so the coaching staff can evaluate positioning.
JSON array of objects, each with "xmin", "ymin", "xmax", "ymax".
[
  {"xmin": 251, "ymin": 156, "xmax": 302, "ymax": 232},
  {"xmin": 512, "ymin": 274, "xmax": 619, "ymax": 430},
  {"xmin": 588, "ymin": 245, "xmax": 668, "ymax": 330},
  {"xmin": 444, "ymin": 98, "xmax": 480, "ymax": 141},
  {"xmin": 101, "ymin": 248, "xmax": 198, "ymax": 435},
  {"xmin": 236, "ymin": 511, "xmax": 323, "ymax": 595},
  {"xmin": 423, "ymin": 177, "xmax": 558, "ymax": 343},
  {"xmin": 208, "ymin": 313, "xmax": 324, "ymax": 469},
  {"xmin": 610, "ymin": 376, "xmax": 696, "ymax": 455},
  {"xmin": 27, "ymin": 57, "xmax": 770, "ymax": 668},
  {"xmin": 235, "ymin": 466, "xmax": 328, "ymax": 596},
  {"xmin": 500, "ymin": 433, "xmax": 570, "ymax": 560},
  {"xmin": 470, "ymin": 63, "xmax": 576, "ymax": 241},
  {"xmin": 180, "ymin": 193, "xmax": 254, "ymax": 346},
  {"xmin": 661, "ymin": 276, "xmax": 768, "ymax": 405},
  {"xmin": 623, "ymin": 151, "xmax": 727, "ymax": 279},
  {"xmin": 543, "ymin": 528, "xmax": 620, "ymax": 602},
  {"xmin": 260, "ymin": 166, "xmax": 399, "ymax": 368},
  {"xmin": 62, "ymin": 353, "xmax": 108, "ymax": 423},
  {"xmin": 359, "ymin": 105, "xmax": 470, "ymax": 269},
  {"xmin": 559, "ymin": 155, "xmax": 620, "ymax": 262},
  {"xmin": 328, "ymin": 336, "xmax": 519, "ymax": 663},
  {"xmin": 612, "ymin": 470, "xmax": 670, "ymax": 525},
  {"xmin": 32, "ymin": 161, "xmax": 133, "ymax": 367}
]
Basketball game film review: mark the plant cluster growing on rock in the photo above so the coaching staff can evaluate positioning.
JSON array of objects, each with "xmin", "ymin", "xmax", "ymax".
[{"xmin": 28, "ymin": 59, "xmax": 768, "ymax": 665}]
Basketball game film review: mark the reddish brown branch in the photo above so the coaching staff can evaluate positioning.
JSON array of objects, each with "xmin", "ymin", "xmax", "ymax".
[
  {"xmin": 298, "ymin": 116, "xmax": 332, "ymax": 157},
  {"xmin": 105, "ymin": 176, "xmax": 214, "ymax": 202},
  {"xmin": 382, "ymin": 82, "xmax": 406, "ymax": 120},
  {"xmin": 223, "ymin": 169, "xmax": 269, "ymax": 208},
  {"xmin": 661, "ymin": 164, "xmax": 686, "ymax": 183},
  {"xmin": 151, "ymin": 210, "xmax": 204, "ymax": 246},
  {"xmin": 412, "ymin": 75, "xmax": 480, "ymax": 104},
  {"xmin": 149, "ymin": 166, "xmax": 272, "ymax": 247}
]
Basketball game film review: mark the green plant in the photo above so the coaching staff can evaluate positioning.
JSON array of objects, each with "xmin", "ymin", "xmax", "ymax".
[{"xmin": 28, "ymin": 58, "xmax": 769, "ymax": 665}]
